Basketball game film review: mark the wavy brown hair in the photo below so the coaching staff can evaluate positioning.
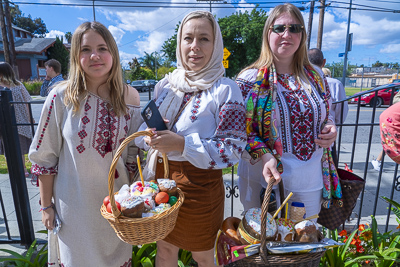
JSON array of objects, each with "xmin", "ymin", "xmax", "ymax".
[
  {"xmin": 64, "ymin": 21, "xmax": 126, "ymax": 116},
  {"xmin": 243, "ymin": 3, "xmax": 320, "ymax": 83},
  {"xmin": 0, "ymin": 62, "xmax": 21, "ymax": 87}
]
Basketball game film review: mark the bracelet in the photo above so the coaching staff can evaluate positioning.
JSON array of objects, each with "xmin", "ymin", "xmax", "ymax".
[{"xmin": 39, "ymin": 203, "xmax": 54, "ymax": 212}]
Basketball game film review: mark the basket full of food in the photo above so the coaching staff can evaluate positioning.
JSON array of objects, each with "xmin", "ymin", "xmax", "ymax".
[
  {"xmin": 100, "ymin": 131, "xmax": 184, "ymax": 245},
  {"xmin": 215, "ymin": 177, "xmax": 338, "ymax": 267}
]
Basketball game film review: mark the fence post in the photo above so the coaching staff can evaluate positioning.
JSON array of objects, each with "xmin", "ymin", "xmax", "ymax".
[{"xmin": 0, "ymin": 89, "xmax": 35, "ymax": 247}]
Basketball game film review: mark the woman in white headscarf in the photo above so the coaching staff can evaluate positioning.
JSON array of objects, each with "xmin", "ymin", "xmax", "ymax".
[{"xmin": 135, "ymin": 10, "xmax": 246, "ymax": 267}]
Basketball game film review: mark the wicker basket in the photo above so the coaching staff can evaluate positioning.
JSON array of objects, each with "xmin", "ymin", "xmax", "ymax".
[
  {"xmin": 226, "ymin": 178, "xmax": 324, "ymax": 267},
  {"xmin": 100, "ymin": 131, "xmax": 184, "ymax": 245}
]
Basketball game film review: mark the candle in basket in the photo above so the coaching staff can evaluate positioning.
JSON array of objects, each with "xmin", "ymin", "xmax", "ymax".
[{"xmin": 289, "ymin": 202, "xmax": 306, "ymax": 222}]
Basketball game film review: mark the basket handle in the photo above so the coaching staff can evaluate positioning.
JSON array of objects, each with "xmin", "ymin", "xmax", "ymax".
[
  {"xmin": 108, "ymin": 130, "xmax": 168, "ymax": 218},
  {"xmin": 260, "ymin": 176, "xmax": 275, "ymax": 263}
]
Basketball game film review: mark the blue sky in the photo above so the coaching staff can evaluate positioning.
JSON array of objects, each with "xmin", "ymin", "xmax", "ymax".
[{"xmin": 15, "ymin": 0, "xmax": 400, "ymax": 69}]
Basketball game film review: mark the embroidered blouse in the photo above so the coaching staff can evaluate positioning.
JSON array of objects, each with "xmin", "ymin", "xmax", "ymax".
[
  {"xmin": 136, "ymin": 77, "xmax": 247, "ymax": 169},
  {"xmin": 236, "ymin": 68, "xmax": 334, "ymax": 192}
]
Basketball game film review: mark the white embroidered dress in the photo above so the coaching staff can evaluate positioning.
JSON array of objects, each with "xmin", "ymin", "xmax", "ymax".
[{"xmin": 29, "ymin": 85, "xmax": 142, "ymax": 267}]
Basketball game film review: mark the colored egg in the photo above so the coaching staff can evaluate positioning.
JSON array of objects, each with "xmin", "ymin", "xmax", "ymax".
[
  {"xmin": 155, "ymin": 192, "xmax": 169, "ymax": 205},
  {"xmin": 168, "ymin": 196, "xmax": 178, "ymax": 206}
]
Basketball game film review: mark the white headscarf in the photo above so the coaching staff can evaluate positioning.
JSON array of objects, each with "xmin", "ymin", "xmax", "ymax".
[
  {"xmin": 144, "ymin": 11, "xmax": 225, "ymax": 179},
  {"xmin": 157, "ymin": 10, "xmax": 225, "ymax": 127}
]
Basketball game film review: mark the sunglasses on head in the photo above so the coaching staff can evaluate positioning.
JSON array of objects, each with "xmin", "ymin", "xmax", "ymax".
[{"xmin": 270, "ymin": 24, "xmax": 303, "ymax": 34}]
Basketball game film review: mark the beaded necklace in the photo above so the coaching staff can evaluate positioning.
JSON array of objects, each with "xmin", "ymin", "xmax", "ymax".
[{"xmin": 277, "ymin": 74, "xmax": 307, "ymax": 112}]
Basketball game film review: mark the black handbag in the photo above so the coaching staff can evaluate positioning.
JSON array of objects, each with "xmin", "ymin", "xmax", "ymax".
[{"xmin": 317, "ymin": 168, "xmax": 365, "ymax": 230}]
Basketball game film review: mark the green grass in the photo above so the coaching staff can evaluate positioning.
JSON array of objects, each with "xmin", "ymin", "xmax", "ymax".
[
  {"xmin": 345, "ymin": 86, "xmax": 372, "ymax": 97},
  {"xmin": 0, "ymin": 155, "xmax": 32, "ymax": 174}
]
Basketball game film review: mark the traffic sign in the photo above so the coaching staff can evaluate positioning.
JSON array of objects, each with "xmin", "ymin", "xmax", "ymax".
[
  {"xmin": 338, "ymin": 53, "xmax": 345, "ymax": 57},
  {"xmin": 223, "ymin": 47, "xmax": 231, "ymax": 60},
  {"xmin": 223, "ymin": 60, "xmax": 229, "ymax": 69}
]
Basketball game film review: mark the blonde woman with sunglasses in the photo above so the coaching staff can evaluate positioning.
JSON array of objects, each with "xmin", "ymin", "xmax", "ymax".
[{"xmin": 236, "ymin": 3, "xmax": 340, "ymax": 221}]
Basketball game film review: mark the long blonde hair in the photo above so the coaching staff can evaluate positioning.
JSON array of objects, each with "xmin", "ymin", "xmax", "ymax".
[
  {"xmin": 64, "ymin": 21, "xmax": 126, "ymax": 116},
  {"xmin": 243, "ymin": 3, "xmax": 319, "ymax": 82}
]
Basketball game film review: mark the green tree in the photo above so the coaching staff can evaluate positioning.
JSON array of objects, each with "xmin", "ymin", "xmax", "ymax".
[
  {"xmin": 127, "ymin": 57, "xmax": 155, "ymax": 81},
  {"xmin": 160, "ymin": 7, "xmax": 267, "ymax": 77},
  {"xmin": 161, "ymin": 24, "xmax": 179, "ymax": 62},
  {"xmin": 47, "ymin": 36, "xmax": 69, "ymax": 76},
  {"xmin": 325, "ymin": 61, "xmax": 352, "ymax": 79},
  {"xmin": 157, "ymin": 66, "xmax": 176, "ymax": 79},
  {"xmin": 65, "ymin": 32, "xmax": 72, "ymax": 43},
  {"xmin": 139, "ymin": 52, "xmax": 162, "ymax": 74},
  {"xmin": 372, "ymin": 60, "xmax": 383, "ymax": 67},
  {"xmin": 218, "ymin": 7, "xmax": 267, "ymax": 77},
  {"xmin": 10, "ymin": 4, "xmax": 47, "ymax": 37}
]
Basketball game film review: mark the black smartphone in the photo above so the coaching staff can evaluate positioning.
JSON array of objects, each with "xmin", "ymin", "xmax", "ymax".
[{"xmin": 141, "ymin": 100, "xmax": 168, "ymax": 130}]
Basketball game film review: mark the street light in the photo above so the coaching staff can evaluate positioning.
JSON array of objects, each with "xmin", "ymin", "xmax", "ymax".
[{"xmin": 341, "ymin": 0, "xmax": 353, "ymax": 86}]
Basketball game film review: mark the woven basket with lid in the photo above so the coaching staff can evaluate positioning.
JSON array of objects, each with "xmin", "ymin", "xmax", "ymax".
[
  {"xmin": 100, "ymin": 131, "xmax": 184, "ymax": 245},
  {"xmin": 226, "ymin": 177, "xmax": 324, "ymax": 267}
]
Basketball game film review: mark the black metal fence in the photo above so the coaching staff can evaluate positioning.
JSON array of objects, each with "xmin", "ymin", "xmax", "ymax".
[{"xmin": 0, "ymin": 86, "xmax": 399, "ymax": 248}]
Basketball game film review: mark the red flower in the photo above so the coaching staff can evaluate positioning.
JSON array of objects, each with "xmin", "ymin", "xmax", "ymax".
[
  {"xmin": 358, "ymin": 224, "xmax": 365, "ymax": 231},
  {"xmin": 339, "ymin": 229, "xmax": 348, "ymax": 237},
  {"xmin": 356, "ymin": 245, "xmax": 364, "ymax": 253}
]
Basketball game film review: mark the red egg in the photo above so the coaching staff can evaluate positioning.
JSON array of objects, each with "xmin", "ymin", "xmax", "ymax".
[{"xmin": 155, "ymin": 192, "xmax": 169, "ymax": 205}]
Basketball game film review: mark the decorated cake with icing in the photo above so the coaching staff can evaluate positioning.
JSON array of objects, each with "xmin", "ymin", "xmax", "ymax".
[{"xmin": 237, "ymin": 207, "xmax": 277, "ymax": 244}]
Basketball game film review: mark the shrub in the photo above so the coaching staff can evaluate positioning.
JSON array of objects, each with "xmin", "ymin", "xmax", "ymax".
[{"xmin": 22, "ymin": 80, "xmax": 42, "ymax": 95}]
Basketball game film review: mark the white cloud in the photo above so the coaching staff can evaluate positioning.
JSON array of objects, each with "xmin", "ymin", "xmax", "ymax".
[
  {"xmin": 236, "ymin": 0, "xmax": 255, "ymax": 14},
  {"xmin": 119, "ymin": 51, "xmax": 140, "ymax": 69},
  {"xmin": 46, "ymin": 30, "xmax": 67, "ymax": 42},
  {"xmin": 380, "ymin": 44, "xmax": 400, "ymax": 54},
  {"xmin": 136, "ymin": 31, "xmax": 169, "ymax": 55},
  {"xmin": 108, "ymin": 25, "xmax": 125, "ymax": 45}
]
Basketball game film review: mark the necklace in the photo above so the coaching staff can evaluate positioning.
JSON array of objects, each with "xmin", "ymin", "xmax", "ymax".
[{"xmin": 277, "ymin": 74, "xmax": 307, "ymax": 112}]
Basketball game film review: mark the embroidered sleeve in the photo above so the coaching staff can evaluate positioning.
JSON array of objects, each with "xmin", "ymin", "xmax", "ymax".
[
  {"xmin": 236, "ymin": 77, "xmax": 254, "ymax": 102},
  {"xmin": 28, "ymin": 90, "xmax": 63, "ymax": 176},
  {"xmin": 182, "ymin": 80, "xmax": 247, "ymax": 169}
]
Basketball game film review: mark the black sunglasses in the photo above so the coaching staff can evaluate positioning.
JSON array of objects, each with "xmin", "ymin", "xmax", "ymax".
[{"xmin": 270, "ymin": 24, "xmax": 304, "ymax": 34}]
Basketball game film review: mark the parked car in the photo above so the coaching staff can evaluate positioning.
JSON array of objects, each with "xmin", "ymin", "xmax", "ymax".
[
  {"xmin": 130, "ymin": 80, "xmax": 150, "ymax": 92},
  {"xmin": 143, "ymin": 79, "xmax": 157, "ymax": 90},
  {"xmin": 350, "ymin": 82, "xmax": 400, "ymax": 108}
]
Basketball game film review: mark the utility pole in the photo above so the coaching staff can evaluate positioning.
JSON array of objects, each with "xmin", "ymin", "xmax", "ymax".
[
  {"xmin": 342, "ymin": 0, "xmax": 353, "ymax": 86},
  {"xmin": 0, "ymin": 0, "xmax": 10, "ymax": 64},
  {"xmin": 307, "ymin": 0, "xmax": 315, "ymax": 49},
  {"xmin": 93, "ymin": 0, "xmax": 96, "ymax": 21},
  {"xmin": 196, "ymin": 0, "xmax": 225, "ymax": 13},
  {"xmin": 4, "ymin": 0, "xmax": 16, "ymax": 69},
  {"xmin": 317, "ymin": 0, "xmax": 325, "ymax": 50}
]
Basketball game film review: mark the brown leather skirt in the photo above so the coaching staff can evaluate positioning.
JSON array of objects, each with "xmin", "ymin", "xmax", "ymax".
[{"xmin": 155, "ymin": 158, "xmax": 224, "ymax": 251}]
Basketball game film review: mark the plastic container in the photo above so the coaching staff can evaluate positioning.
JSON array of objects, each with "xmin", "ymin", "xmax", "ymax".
[{"xmin": 289, "ymin": 202, "xmax": 306, "ymax": 222}]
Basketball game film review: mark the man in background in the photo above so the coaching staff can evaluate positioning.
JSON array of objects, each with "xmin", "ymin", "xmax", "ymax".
[
  {"xmin": 308, "ymin": 48, "xmax": 349, "ymax": 125},
  {"xmin": 40, "ymin": 59, "xmax": 64, "ymax": 97}
]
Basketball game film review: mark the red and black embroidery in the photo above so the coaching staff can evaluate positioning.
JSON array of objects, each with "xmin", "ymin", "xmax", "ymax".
[
  {"xmin": 76, "ymin": 96, "xmax": 92, "ymax": 154},
  {"xmin": 189, "ymin": 93, "xmax": 202, "ymax": 122},
  {"xmin": 31, "ymin": 163, "xmax": 58, "ymax": 176},
  {"xmin": 92, "ymin": 101, "xmax": 120, "ymax": 158},
  {"xmin": 236, "ymin": 77, "xmax": 255, "ymax": 101},
  {"xmin": 36, "ymin": 94, "xmax": 56, "ymax": 150},
  {"xmin": 217, "ymin": 101, "xmax": 246, "ymax": 140}
]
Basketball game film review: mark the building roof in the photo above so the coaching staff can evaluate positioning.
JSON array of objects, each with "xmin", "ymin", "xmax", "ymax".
[{"xmin": 0, "ymin": 37, "xmax": 57, "ymax": 55}]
